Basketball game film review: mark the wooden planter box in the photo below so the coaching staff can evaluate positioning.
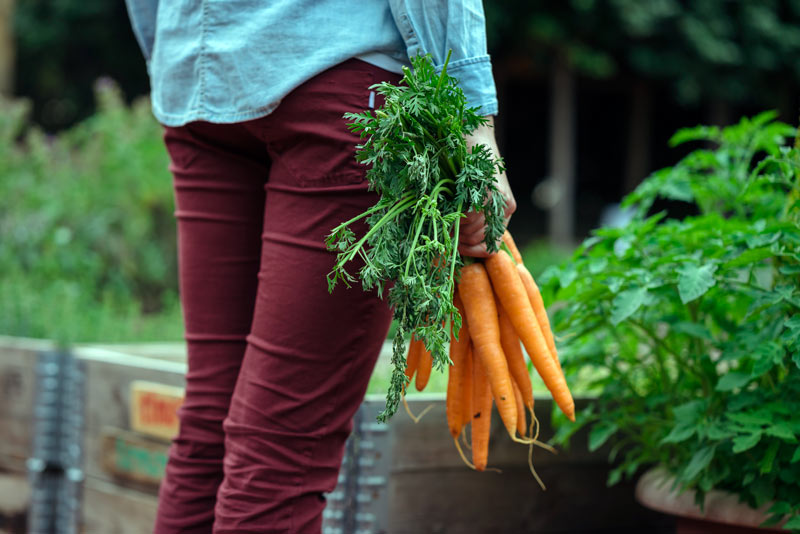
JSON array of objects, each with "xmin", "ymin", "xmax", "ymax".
[{"xmin": 0, "ymin": 337, "xmax": 675, "ymax": 533}]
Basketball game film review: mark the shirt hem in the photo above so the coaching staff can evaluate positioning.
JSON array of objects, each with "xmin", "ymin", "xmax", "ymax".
[{"xmin": 151, "ymin": 100, "xmax": 282, "ymax": 127}]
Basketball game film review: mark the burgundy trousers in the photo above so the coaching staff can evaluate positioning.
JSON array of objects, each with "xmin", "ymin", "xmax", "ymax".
[{"xmin": 154, "ymin": 60, "xmax": 401, "ymax": 534}]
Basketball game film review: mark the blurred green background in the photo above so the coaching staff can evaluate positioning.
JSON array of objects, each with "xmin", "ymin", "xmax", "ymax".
[{"xmin": 2, "ymin": 0, "xmax": 800, "ymax": 344}]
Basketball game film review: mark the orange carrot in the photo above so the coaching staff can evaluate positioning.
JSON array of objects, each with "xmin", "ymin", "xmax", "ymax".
[
  {"xmin": 485, "ymin": 251, "xmax": 575, "ymax": 422},
  {"xmin": 497, "ymin": 300, "xmax": 534, "ymax": 411},
  {"xmin": 404, "ymin": 336, "xmax": 422, "ymax": 382},
  {"xmin": 512, "ymin": 380, "xmax": 527, "ymax": 438},
  {"xmin": 447, "ymin": 294, "xmax": 471, "ymax": 438},
  {"xmin": 461, "ymin": 345, "xmax": 474, "ymax": 429},
  {"xmin": 471, "ymin": 343, "xmax": 493, "ymax": 471},
  {"xmin": 502, "ymin": 230, "xmax": 524, "ymax": 265},
  {"xmin": 517, "ymin": 263, "xmax": 562, "ymax": 374},
  {"xmin": 415, "ymin": 343, "xmax": 433, "ymax": 391},
  {"xmin": 458, "ymin": 263, "xmax": 518, "ymax": 439}
]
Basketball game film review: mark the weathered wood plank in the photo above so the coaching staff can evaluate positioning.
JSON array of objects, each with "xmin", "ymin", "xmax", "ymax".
[
  {"xmin": 75, "ymin": 346, "xmax": 185, "ymax": 433},
  {"xmin": 387, "ymin": 466, "xmax": 673, "ymax": 534},
  {"xmin": 0, "ymin": 337, "xmax": 47, "ymax": 473},
  {"xmin": 76, "ymin": 347, "xmax": 184, "ymax": 492},
  {"xmin": 0, "ymin": 472, "xmax": 29, "ymax": 523},
  {"xmin": 82, "ymin": 478, "xmax": 159, "ymax": 534}
]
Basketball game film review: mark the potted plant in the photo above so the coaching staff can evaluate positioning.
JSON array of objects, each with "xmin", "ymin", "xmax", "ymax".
[{"xmin": 542, "ymin": 111, "xmax": 800, "ymax": 531}]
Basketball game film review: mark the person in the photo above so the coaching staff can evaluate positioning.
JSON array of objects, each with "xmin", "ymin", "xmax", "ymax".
[{"xmin": 123, "ymin": 1, "xmax": 516, "ymax": 532}]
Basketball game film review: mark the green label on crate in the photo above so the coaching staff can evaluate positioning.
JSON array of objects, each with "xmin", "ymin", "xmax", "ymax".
[{"xmin": 113, "ymin": 436, "xmax": 168, "ymax": 481}]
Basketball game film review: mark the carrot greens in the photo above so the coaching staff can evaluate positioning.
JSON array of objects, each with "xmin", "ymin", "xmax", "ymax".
[{"xmin": 326, "ymin": 52, "xmax": 506, "ymax": 422}]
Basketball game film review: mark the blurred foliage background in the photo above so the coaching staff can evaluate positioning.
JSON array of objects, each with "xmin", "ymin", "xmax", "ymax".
[
  {"xmin": 0, "ymin": 83, "xmax": 182, "ymax": 343},
  {"xmin": 1, "ymin": 0, "xmax": 800, "ymax": 343}
]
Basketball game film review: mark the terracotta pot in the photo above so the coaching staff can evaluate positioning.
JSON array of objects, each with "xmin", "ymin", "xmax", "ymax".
[{"xmin": 635, "ymin": 468, "xmax": 786, "ymax": 534}]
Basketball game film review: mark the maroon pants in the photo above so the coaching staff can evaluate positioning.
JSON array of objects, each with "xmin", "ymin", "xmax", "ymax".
[{"xmin": 154, "ymin": 60, "xmax": 401, "ymax": 534}]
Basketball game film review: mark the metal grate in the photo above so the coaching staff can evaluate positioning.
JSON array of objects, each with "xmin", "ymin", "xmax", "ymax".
[
  {"xmin": 27, "ymin": 350, "xmax": 85, "ymax": 534},
  {"xmin": 322, "ymin": 402, "xmax": 390, "ymax": 534}
]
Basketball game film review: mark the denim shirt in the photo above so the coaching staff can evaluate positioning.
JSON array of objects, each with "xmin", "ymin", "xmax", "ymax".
[{"xmin": 124, "ymin": 0, "xmax": 498, "ymax": 126}]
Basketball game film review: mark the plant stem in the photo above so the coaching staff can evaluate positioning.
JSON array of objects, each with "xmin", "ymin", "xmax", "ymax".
[
  {"xmin": 434, "ymin": 49, "xmax": 453, "ymax": 97},
  {"xmin": 631, "ymin": 319, "xmax": 711, "ymax": 396},
  {"xmin": 331, "ymin": 193, "xmax": 411, "ymax": 232},
  {"xmin": 448, "ymin": 201, "xmax": 463, "ymax": 288},
  {"xmin": 343, "ymin": 196, "xmax": 415, "ymax": 263}
]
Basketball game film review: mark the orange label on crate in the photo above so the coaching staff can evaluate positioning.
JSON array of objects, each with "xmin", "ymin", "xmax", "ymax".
[{"xmin": 130, "ymin": 381, "xmax": 184, "ymax": 441}]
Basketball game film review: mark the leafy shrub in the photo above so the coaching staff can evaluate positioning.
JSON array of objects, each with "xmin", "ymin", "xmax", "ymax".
[
  {"xmin": 545, "ymin": 112, "xmax": 800, "ymax": 529},
  {"xmin": 0, "ymin": 81, "xmax": 182, "ymax": 343}
]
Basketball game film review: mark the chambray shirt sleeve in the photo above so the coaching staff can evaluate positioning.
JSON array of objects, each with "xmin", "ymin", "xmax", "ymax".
[
  {"xmin": 124, "ymin": 0, "xmax": 160, "ymax": 67},
  {"xmin": 387, "ymin": 0, "xmax": 498, "ymax": 116}
]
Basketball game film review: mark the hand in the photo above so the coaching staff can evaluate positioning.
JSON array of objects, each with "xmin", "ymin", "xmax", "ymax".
[{"xmin": 458, "ymin": 116, "xmax": 516, "ymax": 257}]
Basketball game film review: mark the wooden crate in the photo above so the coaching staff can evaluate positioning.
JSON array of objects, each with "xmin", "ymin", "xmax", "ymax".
[
  {"xmin": 391, "ymin": 396, "xmax": 674, "ymax": 533},
  {"xmin": 0, "ymin": 336, "xmax": 53, "ymax": 474},
  {"xmin": 74, "ymin": 344, "xmax": 186, "ymax": 532},
  {"xmin": 0, "ymin": 338, "xmax": 674, "ymax": 533}
]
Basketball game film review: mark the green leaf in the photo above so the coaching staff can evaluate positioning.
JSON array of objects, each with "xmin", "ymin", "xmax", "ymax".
[
  {"xmin": 673, "ymin": 400, "xmax": 706, "ymax": 421},
  {"xmin": 746, "ymin": 231, "xmax": 781, "ymax": 249},
  {"xmin": 724, "ymin": 247, "xmax": 773, "ymax": 268},
  {"xmin": 610, "ymin": 287, "xmax": 649, "ymax": 325},
  {"xmin": 588, "ymin": 256, "xmax": 608, "ymax": 274},
  {"xmin": 716, "ymin": 371, "xmax": 751, "ymax": 392},
  {"xmin": 671, "ymin": 321, "xmax": 712, "ymax": 340},
  {"xmin": 765, "ymin": 423, "xmax": 796, "ymax": 442},
  {"xmin": 613, "ymin": 236, "xmax": 634, "ymax": 258},
  {"xmin": 787, "ymin": 316, "xmax": 800, "ymax": 330},
  {"xmin": 733, "ymin": 432, "xmax": 762, "ymax": 453},
  {"xmin": 706, "ymin": 424, "xmax": 735, "ymax": 440},
  {"xmin": 767, "ymin": 501, "xmax": 792, "ymax": 517},
  {"xmin": 751, "ymin": 342, "xmax": 783, "ymax": 378},
  {"xmin": 607, "ymin": 465, "xmax": 623, "ymax": 486},
  {"xmin": 588, "ymin": 422, "xmax": 618, "ymax": 452},
  {"xmin": 791, "ymin": 446, "xmax": 800, "ymax": 463},
  {"xmin": 750, "ymin": 477, "xmax": 775, "ymax": 507},
  {"xmin": 779, "ymin": 264, "xmax": 800, "ymax": 275},
  {"xmin": 558, "ymin": 263, "xmax": 578, "ymax": 288},
  {"xmin": 660, "ymin": 176, "xmax": 694, "ymax": 202},
  {"xmin": 606, "ymin": 276, "xmax": 624, "ymax": 294},
  {"xmin": 728, "ymin": 412, "xmax": 772, "ymax": 427},
  {"xmin": 759, "ymin": 441, "xmax": 780, "ymax": 474},
  {"xmin": 785, "ymin": 515, "xmax": 800, "ymax": 529},
  {"xmin": 677, "ymin": 262, "xmax": 717, "ymax": 304},
  {"xmin": 683, "ymin": 446, "xmax": 715, "ymax": 480},
  {"xmin": 661, "ymin": 423, "xmax": 697, "ymax": 444}
]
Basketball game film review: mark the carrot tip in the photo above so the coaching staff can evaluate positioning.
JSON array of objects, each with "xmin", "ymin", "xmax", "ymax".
[
  {"xmin": 527, "ymin": 429, "xmax": 547, "ymax": 491},
  {"xmin": 453, "ymin": 437, "xmax": 477, "ymax": 471},
  {"xmin": 402, "ymin": 394, "xmax": 434, "ymax": 424},
  {"xmin": 533, "ymin": 439, "xmax": 558, "ymax": 455},
  {"xmin": 460, "ymin": 427, "xmax": 471, "ymax": 450}
]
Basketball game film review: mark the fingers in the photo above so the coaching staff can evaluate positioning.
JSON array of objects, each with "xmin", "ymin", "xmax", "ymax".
[
  {"xmin": 458, "ymin": 189, "xmax": 516, "ymax": 251},
  {"xmin": 459, "ymin": 213, "xmax": 486, "ymax": 247},
  {"xmin": 458, "ymin": 242, "xmax": 492, "ymax": 258},
  {"xmin": 458, "ymin": 114, "xmax": 518, "ymax": 257},
  {"xmin": 503, "ymin": 195, "xmax": 517, "ymax": 226}
]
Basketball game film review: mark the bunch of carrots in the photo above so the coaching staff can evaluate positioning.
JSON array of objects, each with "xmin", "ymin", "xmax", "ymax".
[{"xmin": 403, "ymin": 231, "xmax": 575, "ymax": 488}]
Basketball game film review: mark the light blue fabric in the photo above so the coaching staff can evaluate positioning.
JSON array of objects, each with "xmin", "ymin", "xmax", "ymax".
[{"xmin": 124, "ymin": 0, "xmax": 498, "ymax": 126}]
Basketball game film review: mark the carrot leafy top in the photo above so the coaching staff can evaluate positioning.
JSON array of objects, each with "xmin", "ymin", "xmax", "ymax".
[{"xmin": 326, "ymin": 52, "xmax": 506, "ymax": 422}]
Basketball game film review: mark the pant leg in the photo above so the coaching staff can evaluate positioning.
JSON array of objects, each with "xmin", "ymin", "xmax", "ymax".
[
  {"xmin": 212, "ymin": 60, "xmax": 402, "ymax": 534},
  {"xmin": 154, "ymin": 121, "xmax": 270, "ymax": 534}
]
